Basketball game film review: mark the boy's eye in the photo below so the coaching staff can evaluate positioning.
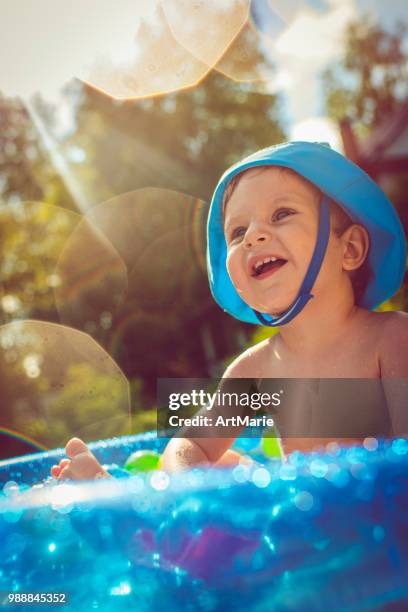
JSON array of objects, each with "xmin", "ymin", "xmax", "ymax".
[
  {"xmin": 273, "ymin": 208, "xmax": 294, "ymax": 221},
  {"xmin": 230, "ymin": 227, "xmax": 246, "ymax": 241}
]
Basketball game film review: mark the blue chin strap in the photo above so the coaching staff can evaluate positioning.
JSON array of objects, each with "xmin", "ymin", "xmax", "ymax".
[{"xmin": 254, "ymin": 195, "xmax": 331, "ymax": 326}]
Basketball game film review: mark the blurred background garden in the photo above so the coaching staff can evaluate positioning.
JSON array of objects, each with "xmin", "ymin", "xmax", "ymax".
[{"xmin": 0, "ymin": 1, "xmax": 407, "ymax": 458}]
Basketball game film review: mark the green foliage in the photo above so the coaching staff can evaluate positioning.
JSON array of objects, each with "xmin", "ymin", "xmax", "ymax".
[
  {"xmin": 1, "ymin": 31, "xmax": 287, "ymax": 409},
  {"xmin": 0, "ymin": 94, "xmax": 74, "ymax": 208},
  {"xmin": 1, "ymin": 26, "xmax": 288, "ymax": 445},
  {"xmin": 323, "ymin": 17, "xmax": 408, "ymax": 313},
  {"xmin": 251, "ymin": 325, "xmax": 279, "ymax": 347},
  {"xmin": 0, "ymin": 202, "xmax": 80, "ymax": 322},
  {"xmin": 70, "ymin": 69, "xmax": 285, "ymax": 203},
  {"xmin": 131, "ymin": 406, "xmax": 157, "ymax": 435},
  {"xmin": 0, "ymin": 95, "xmax": 44, "ymax": 203},
  {"xmin": 18, "ymin": 362, "xmax": 131, "ymax": 447},
  {"xmin": 53, "ymin": 62, "xmax": 286, "ymax": 398},
  {"xmin": 323, "ymin": 19, "xmax": 408, "ymax": 135}
]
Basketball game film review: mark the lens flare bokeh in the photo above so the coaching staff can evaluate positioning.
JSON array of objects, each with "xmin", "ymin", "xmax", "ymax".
[
  {"xmin": 54, "ymin": 214, "xmax": 128, "ymax": 337},
  {"xmin": 83, "ymin": 5, "xmax": 211, "ymax": 100},
  {"xmin": 162, "ymin": 0, "xmax": 250, "ymax": 67},
  {"xmin": 0, "ymin": 320, "xmax": 131, "ymax": 449},
  {"xmin": 55, "ymin": 187, "xmax": 206, "ymax": 316},
  {"xmin": 213, "ymin": 21, "xmax": 276, "ymax": 84},
  {"xmin": 55, "ymin": 188, "xmax": 208, "ymax": 353}
]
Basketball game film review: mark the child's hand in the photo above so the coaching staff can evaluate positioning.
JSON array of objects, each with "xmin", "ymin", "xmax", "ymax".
[{"xmin": 50, "ymin": 437, "xmax": 110, "ymax": 481}]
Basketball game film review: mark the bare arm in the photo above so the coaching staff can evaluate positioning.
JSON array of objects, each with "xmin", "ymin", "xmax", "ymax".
[
  {"xmin": 161, "ymin": 346, "xmax": 264, "ymax": 472},
  {"xmin": 379, "ymin": 311, "xmax": 408, "ymax": 437},
  {"xmin": 160, "ymin": 437, "xmax": 212, "ymax": 473}
]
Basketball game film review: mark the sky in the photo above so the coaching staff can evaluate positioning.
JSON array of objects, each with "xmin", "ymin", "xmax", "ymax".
[
  {"xmin": 253, "ymin": 0, "xmax": 408, "ymax": 147},
  {"xmin": 1, "ymin": 0, "xmax": 407, "ymax": 151}
]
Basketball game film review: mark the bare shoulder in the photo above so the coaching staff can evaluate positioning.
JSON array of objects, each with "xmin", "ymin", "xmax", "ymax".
[
  {"xmin": 373, "ymin": 310, "xmax": 408, "ymax": 376},
  {"xmin": 223, "ymin": 336, "xmax": 274, "ymax": 379},
  {"xmin": 358, "ymin": 309, "xmax": 408, "ymax": 338},
  {"xmin": 373, "ymin": 310, "xmax": 408, "ymax": 339}
]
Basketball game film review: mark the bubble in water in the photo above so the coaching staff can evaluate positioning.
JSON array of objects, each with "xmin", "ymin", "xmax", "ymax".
[
  {"xmin": 150, "ymin": 470, "xmax": 170, "ymax": 491},
  {"xmin": 363, "ymin": 437, "xmax": 378, "ymax": 451},
  {"xmin": 373, "ymin": 525, "xmax": 385, "ymax": 543},
  {"xmin": 392, "ymin": 438, "xmax": 408, "ymax": 456},
  {"xmin": 252, "ymin": 467, "xmax": 271, "ymax": 488},
  {"xmin": 309, "ymin": 459, "xmax": 328, "ymax": 478},
  {"xmin": 3, "ymin": 481, "xmax": 20, "ymax": 497},
  {"xmin": 293, "ymin": 490, "xmax": 314, "ymax": 511}
]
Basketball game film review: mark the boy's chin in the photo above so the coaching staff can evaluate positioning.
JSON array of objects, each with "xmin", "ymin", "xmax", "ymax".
[
  {"xmin": 241, "ymin": 289, "xmax": 296, "ymax": 317},
  {"xmin": 251, "ymin": 301, "xmax": 291, "ymax": 317}
]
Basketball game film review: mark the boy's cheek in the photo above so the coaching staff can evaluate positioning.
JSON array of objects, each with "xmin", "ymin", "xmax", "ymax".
[
  {"xmin": 225, "ymin": 251, "xmax": 238, "ymax": 280},
  {"xmin": 226, "ymin": 252, "xmax": 248, "ymax": 287},
  {"xmin": 226, "ymin": 264, "xmax": 240, "ymax": 288}
]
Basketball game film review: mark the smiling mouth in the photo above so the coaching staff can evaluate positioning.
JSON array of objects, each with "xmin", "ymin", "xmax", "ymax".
[{"xmin": 251, "ymin": 258, "xmax": 287, "ymax": 280}]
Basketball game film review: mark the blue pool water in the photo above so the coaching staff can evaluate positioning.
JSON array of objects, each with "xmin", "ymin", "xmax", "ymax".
[{"xmin": 1, "ymin": 434, "xmax": 408, "ymax": 611}]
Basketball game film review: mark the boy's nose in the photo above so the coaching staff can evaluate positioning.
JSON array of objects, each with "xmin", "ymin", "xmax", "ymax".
[{"xmin": 244, "ymin": 226, "xmax": 270, "ymax": 249}]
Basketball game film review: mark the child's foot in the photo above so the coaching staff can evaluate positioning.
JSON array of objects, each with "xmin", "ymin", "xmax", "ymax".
[{"xmin": 51, "ymin": 438, "xmax": 111, "ymax": 481}]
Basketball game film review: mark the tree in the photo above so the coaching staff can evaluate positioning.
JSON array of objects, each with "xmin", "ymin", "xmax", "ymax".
[
  {"xmin": 0, "ymin": 94, "xmax": 75, "ymax": 208},
  {"xmin": 323, "ymin": 18, "xmax": 408, "ymax": 312},
  {"xmin": 323, "ymin": 19, "xmax": 408, "ymax": 137},
  {"xmin": 68, "ymin": 71, "xmax": 285, "ymax": 203},
  {"xmin": 51, "ymin": 23, "xmax": 287, "ymax": 401},
  {"xmin": 0, "ymin": 202, "xmax": 81, "ymax": 324},
  {"xmin": 0, "ymin": 10, "xmax": 287, "ymax": 427}
]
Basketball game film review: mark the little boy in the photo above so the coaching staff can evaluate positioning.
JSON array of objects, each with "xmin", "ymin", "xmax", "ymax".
[{"xmin": 51, "ymin": 141, "xmax": 408, "ymax": 479}]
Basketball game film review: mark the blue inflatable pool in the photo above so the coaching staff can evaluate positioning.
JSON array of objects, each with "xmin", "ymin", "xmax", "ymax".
[{"xmin": 1, "ymin": 434, "xmax": 408, "ymax": 611}]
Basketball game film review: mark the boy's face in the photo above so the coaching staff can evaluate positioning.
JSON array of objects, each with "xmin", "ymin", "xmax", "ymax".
[{"xmin": 224, "ymin": 168, "xmax": 340, "ymax": 316}]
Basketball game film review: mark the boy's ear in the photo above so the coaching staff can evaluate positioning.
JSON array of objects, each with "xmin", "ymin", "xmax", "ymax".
[{"xmin": 341, "ymin": 224, "xmax": 370, "ymax": 271}]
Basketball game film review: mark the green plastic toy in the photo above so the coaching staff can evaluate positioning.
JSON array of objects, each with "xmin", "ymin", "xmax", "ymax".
[
  {"xmin": 261, "ymin": 428, "xmax": 284, "ymax": 459},
  {"xmin": 124, "ymin": 450, "xmax": 161, "ymax": 473}
]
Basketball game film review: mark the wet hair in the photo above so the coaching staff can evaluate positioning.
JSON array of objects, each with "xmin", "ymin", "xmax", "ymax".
[{"xmin": 221, "ymin": 166, "xmax": 372, "ymax": 306}]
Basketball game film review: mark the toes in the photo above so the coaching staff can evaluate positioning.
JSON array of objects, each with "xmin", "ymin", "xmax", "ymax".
[
  {"xmin": 65, "ymin": 437, "xmax": 89, "ymax": 459},
  {"xmin": 51, "ymin": 459, "xmax": 71, "ymax": 478},
  {"xmin": 58, "ymin": 465, "xmax": 74, "ymax": 481},
  {"xmin": 69, "ymin": 452, "xmax": 106, "ymax": 480},
  {"xmin": 51, "ymin": 465, "xmax": 60, "ymax": 478},
  {"xmin": 60, "ymin": 439, "xmax": 108, "ymax": 481}
]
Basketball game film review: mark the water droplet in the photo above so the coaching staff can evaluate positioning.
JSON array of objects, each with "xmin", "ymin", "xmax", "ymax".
[
  {"xmin": 252, "ymin": 468, "xmax": 271, "ymax": 488},
  {"xmin": 294, "ymin": 491, "xmax": 314, "ymax": 511},
  {"xmin": 150, "ymin": 471, "xmax": 170, "ymax": 491},
  {"xmin": 310, "ymin": 459, "xmax": 328, "ymax": 478},
  {"xmin": 373, "ymin": 525, "xmax": 385, "ymax": 543},
  {"xmin": 363, "ymin": 437, "xmax": 378, "ymax": 451}
]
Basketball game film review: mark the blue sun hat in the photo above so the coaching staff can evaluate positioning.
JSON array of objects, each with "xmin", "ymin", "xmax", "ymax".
[{"xmin": 207, "ymin": 141, "xmax": 406, "ymax": 326}]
